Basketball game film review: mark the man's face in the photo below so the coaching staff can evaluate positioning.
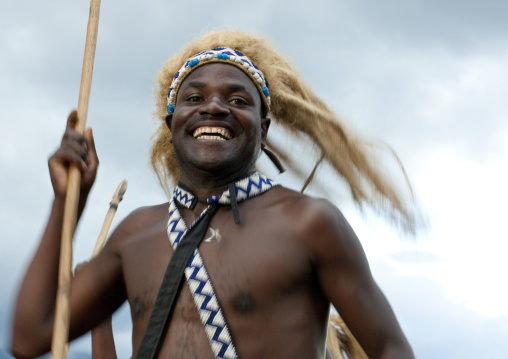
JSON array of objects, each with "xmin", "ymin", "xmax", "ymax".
[{"xmin": 167, "ymin": 63, "xmax": 270, "ymax": 176}]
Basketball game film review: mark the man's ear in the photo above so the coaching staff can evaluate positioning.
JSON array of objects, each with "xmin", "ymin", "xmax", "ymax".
[
  {"xmin": 165, "ymin": 114, "xmax": 173, "ymax": 143},
  {"xmin": 261, "ymin": 117, "xmax": 271, "ymax": 147}
]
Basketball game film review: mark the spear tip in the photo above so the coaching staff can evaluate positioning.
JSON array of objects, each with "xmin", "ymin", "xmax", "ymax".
[{"xmin": 110, "ymin": 179, "xmax": 128, "ymax": 205}]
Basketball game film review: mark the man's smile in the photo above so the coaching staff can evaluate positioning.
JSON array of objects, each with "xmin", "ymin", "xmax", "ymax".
[{"xmin": 192, "ymin": 126, "xmax": 233, "ymax": 141}]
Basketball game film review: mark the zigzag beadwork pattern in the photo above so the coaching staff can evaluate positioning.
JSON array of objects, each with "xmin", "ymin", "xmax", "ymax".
[
  {"xmin": 208, "ymin": 172, "xmax": 277, "ymax": 204},
  {"xmin": 167, "ymin": 201, "xmax": 187, "ymax": 246},
  {"xmin": 185, "ymin": 253, "xmax": 238, "ymax": 359},
  {"xmin": 167, "ymin": 201, "xmax": 237, "ymax": 358},
  {"xmin": 174, "ymin": 186, "xmax": 196, "ymax": 209},
  {"xmin": 168, "ymin": 200, "xmax": 214, "ymax": 248},
  {"xmin": 167, "ymin": 172, "xmax": 278, "ymax": 358}
]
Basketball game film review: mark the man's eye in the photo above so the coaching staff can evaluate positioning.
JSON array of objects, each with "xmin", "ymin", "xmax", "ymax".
[
  {"xmin": 230, "ymin": 98, "xmax": 247, "ymax": 106},
  {"xmin": 187, "ymin": 95, "xmax": 202, "ymax": 102}
]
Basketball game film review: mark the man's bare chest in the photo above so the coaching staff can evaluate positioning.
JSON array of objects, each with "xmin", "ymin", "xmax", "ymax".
[{"xmin": 120, "ymin": 208, "xmax": 313, "ymax": 322}]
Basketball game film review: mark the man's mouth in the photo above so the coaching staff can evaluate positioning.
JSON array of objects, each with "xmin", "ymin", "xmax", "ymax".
[{"xmin": 193, "ymin": 126, "xmax": 233, "ymax": 141}]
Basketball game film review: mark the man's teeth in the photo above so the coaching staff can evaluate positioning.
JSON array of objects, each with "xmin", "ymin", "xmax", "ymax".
[
  {"xmin": 193, "ymin": 127, "xmax": 232, "ymax": 140},
  {"xmin": 198, "ymin": 135, "xmax": 226, "ymax": 141}
]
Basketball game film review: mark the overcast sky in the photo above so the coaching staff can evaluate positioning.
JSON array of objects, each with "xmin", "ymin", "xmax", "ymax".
[{"xmin": 1, "ymin": 0, "xmax": 508, "ymax": 358}]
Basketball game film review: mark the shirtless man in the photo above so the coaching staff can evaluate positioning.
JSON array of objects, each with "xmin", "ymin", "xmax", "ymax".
[{"xmin": 11, "ymin": 30, "xmax": 415, "ymax": 358}]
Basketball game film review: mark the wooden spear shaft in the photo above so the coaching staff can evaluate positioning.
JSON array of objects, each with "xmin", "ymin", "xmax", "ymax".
[
  {"xmin": 92, "ymin": 180, "xmax": 128, "ymax": 257},
  {"xmin": 61, "ymin": 180, "xmax": 126, "ymax": 359},
  {"xmin": 51, "ymin": 1, "xmax": 101, "ymax": 358}
]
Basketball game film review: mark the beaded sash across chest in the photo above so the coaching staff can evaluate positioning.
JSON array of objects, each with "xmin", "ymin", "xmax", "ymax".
[{"xmin": 168, "ymin": 172, "xmax": 278, "ymax": 359}]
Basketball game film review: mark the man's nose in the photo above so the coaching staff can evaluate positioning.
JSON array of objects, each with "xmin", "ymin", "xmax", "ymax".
[{"xmin": 198, "ymin": 96, "xmax": 230, "ymax": 116}]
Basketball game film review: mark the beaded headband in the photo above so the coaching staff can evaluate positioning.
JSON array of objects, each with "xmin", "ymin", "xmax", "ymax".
[{"xmin": 166, "ymin": 47, "xmax": 271, "ymax": 115}]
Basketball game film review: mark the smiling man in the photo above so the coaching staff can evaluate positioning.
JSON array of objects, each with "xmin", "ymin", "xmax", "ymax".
[
  {"xmin": 11, "ymin": 30, "xmax": 417, "ymax": 358},
  {"xmin": 169, "ymin": 63, "xmax": 269, "ymax": 184}
]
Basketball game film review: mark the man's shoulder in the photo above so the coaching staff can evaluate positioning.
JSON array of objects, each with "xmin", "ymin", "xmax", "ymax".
[
  {"xmin": 269, "ymin": 185, "xmax": 339, "ymax": 210},
  {"xmin": 268, "ymin": 187, "xmax": 361, "ymax": 261},
  {"xmin": 106, "ymin": 202, "xmax": 170, "ymax": 244},
  {"xmin": 128, "ymin": 202, "xmax": 170, "ymax": 217},
  {"xmin": 265, "ymin": 186, "xmax": 345, "ymax": 230}
]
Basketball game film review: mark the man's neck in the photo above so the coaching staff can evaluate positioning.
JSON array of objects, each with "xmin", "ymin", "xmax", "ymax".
[{"xmin": 177, "ymin": 166, "xmax": 256, "ymax": 201}]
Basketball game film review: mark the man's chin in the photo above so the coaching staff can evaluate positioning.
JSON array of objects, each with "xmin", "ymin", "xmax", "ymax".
[
  {"xmin": 175, "ymin": 142, "xmax": 258, "ymax": 174},
  {"xmin": 185, "ymin": 155, "xmax": 255, "ymax": 175}
]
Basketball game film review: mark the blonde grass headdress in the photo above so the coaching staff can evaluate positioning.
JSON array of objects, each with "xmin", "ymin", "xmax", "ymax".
[{"xmin": 151, "ymin": 29, "xmax": 420, "ymax": 232}]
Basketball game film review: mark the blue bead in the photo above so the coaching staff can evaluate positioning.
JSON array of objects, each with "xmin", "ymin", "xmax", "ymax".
[
  {"xmin": 167, "ymin": 104, "xmax": 174, "ymax": 114},
  {"xmin": 189, "ymin": 58, "xmax": 199, "ymax": 67},
  {"xmin": 262, "ymin": 87, "xmax": 269, "ymax": 97}
]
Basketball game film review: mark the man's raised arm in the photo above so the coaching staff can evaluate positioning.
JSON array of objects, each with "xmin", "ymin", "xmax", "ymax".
[{"xmin": 11, "ymin": 110, "xmax": 99, "ymax": 357}]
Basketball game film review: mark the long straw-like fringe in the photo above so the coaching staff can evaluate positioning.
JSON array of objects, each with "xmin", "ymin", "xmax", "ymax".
[
  {"xmin": 327, "ymin": 314, "xmax": 368, "ymax": 359},
  {"xmin": 150, "ymin": 29, "xmax": 421, "ymax": 233}
]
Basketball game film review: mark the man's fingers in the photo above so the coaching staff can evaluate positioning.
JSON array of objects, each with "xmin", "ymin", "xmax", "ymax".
[
  {"xmin": 84, "ymin": 127, "xmax": 98, "ymax": 166},
  {"xmin": 66, "ymin": 110, "xmax": 79, "ymax": 130},
  {"xmin": 48, "ymin": 111, "xmax": 98, "ymax": 197},
  {"xmin": 60, "ymin": 130, "xmax": 89, "ymax": 168},
  {"xmin": 64, "ymin": 110, "xmax": 88, "ymax": 158},
  {"xmin": 50, "ymin": 147, "xmax": 88, "ymax": 172}
]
